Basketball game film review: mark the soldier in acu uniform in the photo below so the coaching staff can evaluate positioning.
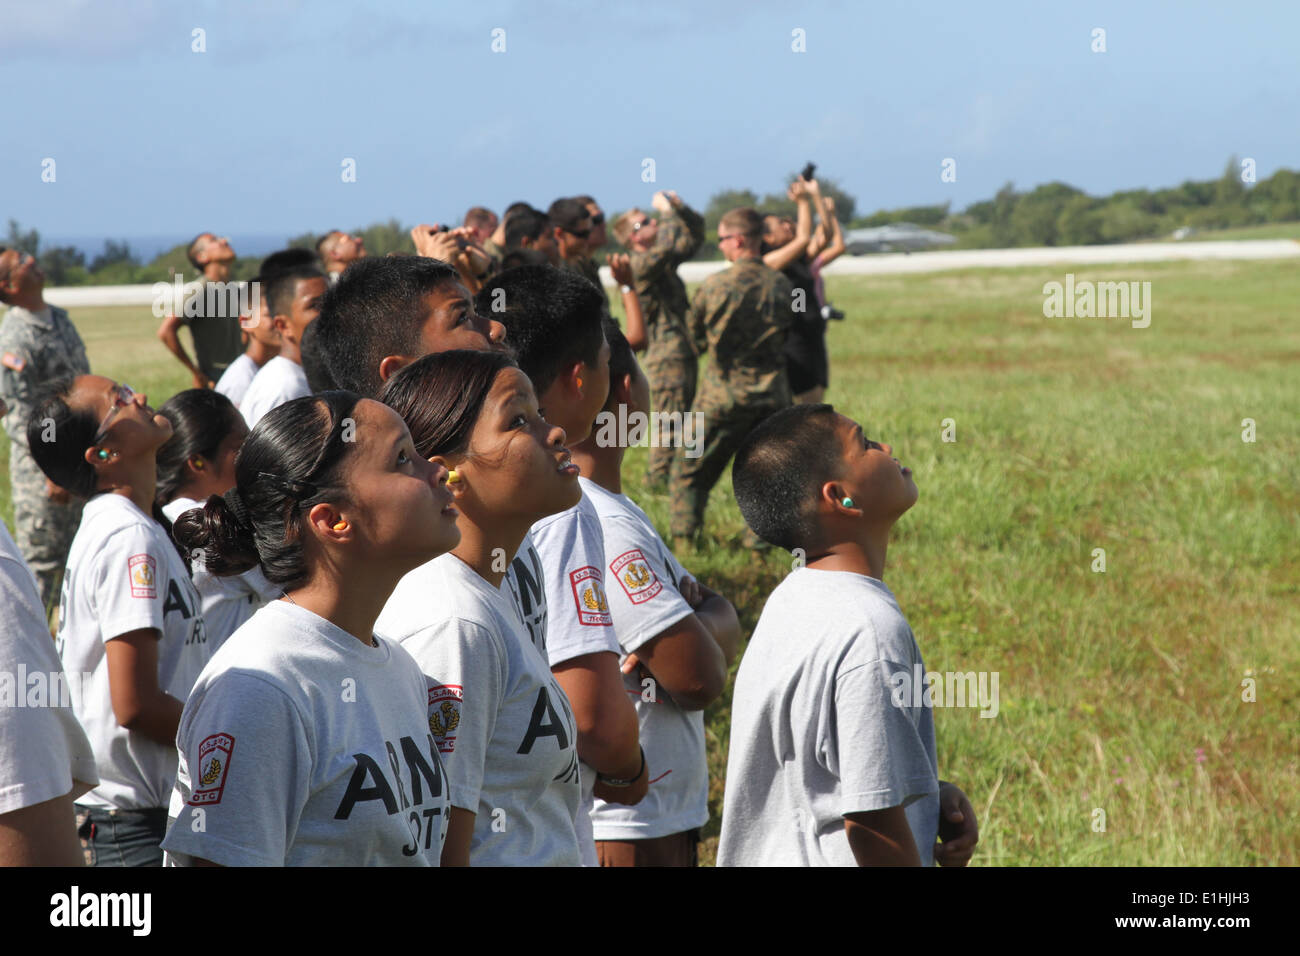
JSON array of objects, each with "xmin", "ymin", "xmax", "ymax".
[
  {"xmin": 614, "ymin": 191, "xmax": 705, "ymax": 488},
  {"xmin": 0, "ymin": 247, "xmax": 91, "ymax": 612},
  {"xmin": 669, "ymin": 208, "xmax": 794, "ymax": 547}
]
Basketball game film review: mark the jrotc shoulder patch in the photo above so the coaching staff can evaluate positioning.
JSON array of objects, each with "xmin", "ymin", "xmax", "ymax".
[
  {"xmin": 569, "ymin": 566, "xmax": 612, "ymax": 626},
  {"xmin": 190, "ymin": 733, "xmax": 234, "ymax": 805},
  {"xmin": 428, "ymin": 684, "xmax": 463, "ymax": 753},
  {"xmin": 128, "ymin": 554, "xmax": 157, "ymax": 598},
  {"xmin": 610, "ymin": 549, "xmax": 662, "ymax": 605}
]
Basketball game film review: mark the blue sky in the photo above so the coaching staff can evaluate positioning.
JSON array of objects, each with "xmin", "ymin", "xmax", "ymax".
[{"xmin": 2, "ymin": 0, "xmax": 1296, "ymax": 248}]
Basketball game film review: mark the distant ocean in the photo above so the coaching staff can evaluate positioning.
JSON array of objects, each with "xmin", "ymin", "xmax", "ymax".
[{"xmin": 40, "ymin": 233, "xmax": 298, "ymax": 263}]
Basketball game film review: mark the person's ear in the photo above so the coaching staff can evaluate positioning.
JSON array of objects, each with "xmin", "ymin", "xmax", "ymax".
[
  {"xmin": 84, "ymin": 446, "xmax": 109, "ymax": 466},
  {"xmin": 272, "ymin": 314, "xmax": 290, "ymax": 335},
  {"xmin": 614, "ymin": 372, "xmax": 635, "ymax": 407},
  {"xmin": 378, "ymin": 354, "xmax": 410, "ymax": 384},
  {"xmin": 432, "ymin": 456, "xmax": 466, "ymax": 496},
  {"xmin": 306, "ymin": 502, "xmax": 348, "ymax": 542},
  {"xmin": 823, "ymin": 482, "xmax": 858, "ymax": 514},
  {"xmin": 187, "ymin": 455, "xmax": 206, "ymax": 478}
]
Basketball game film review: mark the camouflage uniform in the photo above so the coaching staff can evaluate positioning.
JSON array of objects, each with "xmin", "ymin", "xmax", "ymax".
[
  {"xmin": 0, "ymin": 303, "xmax": 91, "ymax": 611},
  {"xmin": 670, "ymin": 258, "xmax": 794, "ymax": 540},
  {"xmin": 630, "ymin": 203, "xmax": 705, "ymax": 485}
]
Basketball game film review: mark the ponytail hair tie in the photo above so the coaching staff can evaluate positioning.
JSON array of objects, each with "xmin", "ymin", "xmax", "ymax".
[{"xmin": 222, "ymin": 487, "xmax": 250, "ymax": 526}]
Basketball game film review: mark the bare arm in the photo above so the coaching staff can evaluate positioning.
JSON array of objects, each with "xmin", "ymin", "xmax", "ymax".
[
  {"xmin": 0, "ymin": 793, "xmax": 84, "ymax": 865},
  {"xmin": 440, "ymin": 806, "xmax": 476, "ymax": 867},
  {"xmin": 690, "ymin": 582, "xmax": 740, "ymax": 665},
  {"xmin": 763, "ymin": 190, "xmax": 812, "ymax": 271},
  {"xmin": 844, "ymin": 806, "xmax": 923, "ymax": 866},
  {"xmin": 814, "ymin": 196, "xmax": 847, "ymax": 267},
  {"xmin": 608, "ymin": 254, "xmax": 647, "ymax": 351},
  {"xmin": 104, "ymin": 629, "xmax": 184, "ymax": 747},
  {"xmin": 156, "ymin": 314, "xmax": 210, "ymax": 388},
  {"xmin": 552, "ymin": 651, "xmax": 647, "ymax": 805},
  {"xmin": 626, "ymin": 614, "xmax": 726, "ymax": 712}
]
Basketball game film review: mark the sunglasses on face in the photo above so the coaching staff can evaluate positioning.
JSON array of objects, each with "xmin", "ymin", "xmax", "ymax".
[
  {"xmin": 93, "ymin": 383, "xmax": 136, "ymax": 444},
  {"xmin": 718, "ymin": 233, "xmax": 744, "ymax": 244},
  {"xmin": 632, "ymin": 218, "xmax": 652, "ymax": 232},
  {"xmin": 589, "ymin": 213, "xmax": 605, "ymax": 226},
  {"xmin": 566, "ymin": 226, "xmax": 592, "ymax": 239}
]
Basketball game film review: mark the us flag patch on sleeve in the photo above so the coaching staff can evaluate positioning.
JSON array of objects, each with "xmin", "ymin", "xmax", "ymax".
[
  {"xmin": 610, "ymin": 549, "xmax": 662, "ymax": 604},
  {"xmin": 2, "ymin": 351, "xmax": 25, "ymax": 372},
  {"xmin": 128, "ymin": 554, "xmax": 157, "ymax": 598},
  {"xmin": 569, "ymin": 566, "xmax": 612, "ymax": 626},
  {"xmin": 190, "ymin": 733, "xmax": 234, "ymax": 805}
]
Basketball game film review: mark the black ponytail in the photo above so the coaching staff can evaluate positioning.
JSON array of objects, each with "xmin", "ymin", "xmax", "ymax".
[
  {"xmin": 155, "ymin": 389, "xmax": 242, "ymax": 507},
  {"xmin": 172, "ymin": 391, "xmax": 363, "ymax": 589}
]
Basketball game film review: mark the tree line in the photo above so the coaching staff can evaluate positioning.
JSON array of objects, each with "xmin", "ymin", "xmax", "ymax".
[{"xmin": 10, "ymin": 158, "xmax": 1297, "ymax": 286}]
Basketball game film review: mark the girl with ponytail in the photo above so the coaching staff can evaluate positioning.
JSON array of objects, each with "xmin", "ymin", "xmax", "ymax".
[
  {"xmin": 161, "ymin": 390, "xmax": 461, "ymax": 866},
  {"xmin": 155, "ymin": 389, "xmax": 277, "ymax": 653},
  {"xmin": 26, "ymin": 375, "xmax": 210, "ymax": 866}
]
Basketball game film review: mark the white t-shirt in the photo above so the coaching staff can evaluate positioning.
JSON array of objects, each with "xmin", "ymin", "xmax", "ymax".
[
  {"xmin": 162, "ymin": 599, "xmax": 449, "ymax": 866},
  {"xmin": 376, "ymin": 552, "xmax": 582, "ymax": 866},
  {"xmin": 0, "ymin": 520, "xmax": 98, "ymax": 814},
  {"xmin": 581, "ymin": 478, "xmax": 709, "ymax": 841},
  {"xmin": 56, "ymin": 494, "xmax": 210, "ymax": 810},
  {"xmin": 240, "ymin": 355, "xmax": 310, "ymax": 428},
  {"xmin": 214, "ymin": 353, "xmax": 259, "ymax": 408},
  {"xmin": 162, "ymin": 497, "xmax": 278, "ymax": 654},
  {"xmin": 717, "ymin": 568, "xmax": 939, "ymax": 867},
  {"xmin": 502, "ymin": 530, "xmax": 547, "ymax": 654},
  {"xmin": 517, "ymin": 491, "xmax": 622, "ymax": 866}
]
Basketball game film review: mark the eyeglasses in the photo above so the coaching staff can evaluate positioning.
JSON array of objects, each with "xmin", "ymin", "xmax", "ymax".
[
  {"xmin": 590, "ymin": 213, "xmax": 605, "ymax": 227},
  {"xmin": 93, "ymin": 384, "xmax": 136, "ymax": 444},
  {"xmin": 631, "ymin": 218, "xmax": 652, "ymax": 232},
  {"xmin": 718, "ymin": 233, "xmax": 745, "ymax": 245},
  {"xmin": 566, "ymin": 226, "xmax": 592, "ymax": 240}
]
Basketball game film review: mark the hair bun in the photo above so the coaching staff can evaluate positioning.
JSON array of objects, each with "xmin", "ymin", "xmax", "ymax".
[{"xmin": 172, "ymin": 489, "xmax": 259, "ymax": 578}]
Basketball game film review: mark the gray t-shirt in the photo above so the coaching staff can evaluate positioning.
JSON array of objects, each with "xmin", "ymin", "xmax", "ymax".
[
  {"xmin": 376, "ymin": 553, "xmax": 582, "ymax": 866},
  {"xmin": 580, "ymin": 478, "xmax": 709, "ymax": 841},
  {"xmin": 717, "ymin": 568, "xmax": 939, "ymax": 866},
  {"xmin": 162, "ymin": 600, "xmax": 449, "ymax": 866}
]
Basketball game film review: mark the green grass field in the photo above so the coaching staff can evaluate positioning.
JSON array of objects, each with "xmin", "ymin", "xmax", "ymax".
[{"xmin": 4, "ymin": 257, "xmax": 1297, "ymax": 865}]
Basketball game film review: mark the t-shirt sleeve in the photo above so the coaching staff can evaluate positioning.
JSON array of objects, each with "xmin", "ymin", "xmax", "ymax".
[
  {"xmin": 602, "ymin": 516, "xmax": 693, "ymax": 656},
  {"xmin": 399, "ymin": 619, "xmax": 506, "ymax": 814},
  {"xmin": 93, "ymin": 524, "xmax": 170, "ymax": 642},
  {"xmin": 533, "ymin": 510, "xmax": 621, "ymax": 666},
  {"xmin": 0, "ymin": 555, "xmax": 98, "ymax": 813},
  {"xmin": 161, "ymin": 672, "xmax": 311, "ymax": 866},
  {"xmin": 829, "ymin": 641, "xmax": 940, "ymax": 818}
]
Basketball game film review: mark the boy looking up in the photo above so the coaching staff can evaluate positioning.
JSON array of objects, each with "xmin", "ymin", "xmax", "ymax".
[{"xmin": 718, "ymin": 404, "xmax": 978, "ymax": 867}]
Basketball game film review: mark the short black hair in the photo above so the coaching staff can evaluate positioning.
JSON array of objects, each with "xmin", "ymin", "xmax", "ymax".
[
  {"xmin": 732, "ymin": 404, "xmax": 844, "ymax": 552},
  {"xmin": 186, "ymin": 233, "xmax": 208, "ymax": 271},
  {"xmin": 299, "ymin": 318, "xmax": 335, "ymax": 392},
  {"xmin": 474, "ymin": 265, "xmax": 604, "ymax": 396},
  {"xmin": 503, "ymin": 201, "xmax": 533, "ymax": 220},
  {"xmin": 262, "ymin": 259, "xmax": 326, "ymax": 319},
  {"xmin": 504, "ymin": 207, "xmax": 549, "ymax": 250},
  {"xmin": 313, "ymin": 254, "xmax": 461, "ymax": 397},
  {"xmin": 547, "ymin": 198, "xmax": 589, "ymax": 234}
]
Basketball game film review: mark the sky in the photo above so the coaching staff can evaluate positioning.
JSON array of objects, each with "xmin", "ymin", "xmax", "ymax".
[{"xmin": 2, "ymin": 0, "xmax": 1296, "ymax": 253}]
